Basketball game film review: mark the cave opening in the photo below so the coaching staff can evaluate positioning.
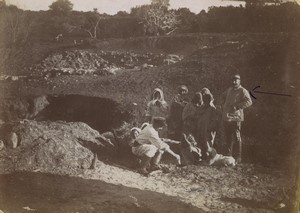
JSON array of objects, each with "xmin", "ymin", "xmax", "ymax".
[{"xmin": 35, "ymin": 95, "xmax": 131, "ymax": 133}]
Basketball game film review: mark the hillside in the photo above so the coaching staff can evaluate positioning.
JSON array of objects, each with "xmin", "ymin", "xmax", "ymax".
[{"xmin": 0, "ymin": 32, "xmax": 299, "ymax": 212}]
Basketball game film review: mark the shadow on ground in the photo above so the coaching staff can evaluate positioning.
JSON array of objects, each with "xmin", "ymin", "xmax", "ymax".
[{"xmin": 0, "ymin": 172, "xmax": 202, "ymax": 213}]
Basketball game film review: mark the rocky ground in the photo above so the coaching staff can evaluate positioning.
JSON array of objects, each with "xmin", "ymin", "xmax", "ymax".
[
  {"xmin": 0, "ymin": 33, "xmax": 299, "ymax": 212},
  {"xmin": 0, "ymin": 119, "xmax": 295, "ymax": 213}
]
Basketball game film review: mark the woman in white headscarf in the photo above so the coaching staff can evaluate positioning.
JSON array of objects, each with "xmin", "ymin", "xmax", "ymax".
[
  {"xmin": 146, "ymin": 88, "xmax": 169, "ymax": 122},
  {"xmin": 201, "ymin": 87, "xmax": 215, "ymax": 107}
]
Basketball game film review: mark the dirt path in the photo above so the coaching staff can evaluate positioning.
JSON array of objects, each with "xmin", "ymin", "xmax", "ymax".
[
  {"xmin": 78, "ymin": 161, "xmax": 292, "ymax": 212},
  {"xmin": 0, "ymin": 155, "xmax": 293, "ymax": 213},
  {"xmin": 74, "ymin": 161, "xmax": 291, "ymax": 212}
]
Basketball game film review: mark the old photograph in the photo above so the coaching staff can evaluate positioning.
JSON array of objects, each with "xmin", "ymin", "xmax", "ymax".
[{"xmin": 0, "ymin": 0, "xmax": 299, "ymax": 212}]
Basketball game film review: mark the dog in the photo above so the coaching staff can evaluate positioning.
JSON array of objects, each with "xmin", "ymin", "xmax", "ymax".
[{"xmin": 207, "ymin": 147, "xmax": 236, "ymax": 166}]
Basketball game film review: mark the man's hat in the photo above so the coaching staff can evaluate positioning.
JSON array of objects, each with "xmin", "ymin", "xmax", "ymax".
[{"xmin": 231, "ymin": 74, "xmax": 241, "ymax": 80}]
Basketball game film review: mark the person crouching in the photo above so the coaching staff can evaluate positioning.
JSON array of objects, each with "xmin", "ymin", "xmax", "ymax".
[{"xmin": 132, "ymin": 117, "xmax": 181, "ymax": 175}]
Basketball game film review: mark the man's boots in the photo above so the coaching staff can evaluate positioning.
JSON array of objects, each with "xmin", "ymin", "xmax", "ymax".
[
  {"xmin": 236, "ymin": 140, "xmax": 242, "ymax": 164},
  {"xmin": 150, "ymin": 151, "xmax": 163, "ymax": 171},
  {"xmin": 139, "ymin": 156, "xmax": 151, "ymax": 175}
]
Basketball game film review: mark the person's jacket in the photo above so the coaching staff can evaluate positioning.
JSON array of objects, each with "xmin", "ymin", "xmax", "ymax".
[{"xmin": 221, "ymin": 85, "xmax": 252, "ymax": 122}]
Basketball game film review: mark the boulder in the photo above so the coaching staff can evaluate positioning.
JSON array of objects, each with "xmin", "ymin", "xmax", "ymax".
[
  {"xmin": 0, "ymin": 120, "xmax": 113, "ymax": 175},
  {"xmin": 0, "ymin": 140, "xmax": 4, "ymax": 150},
  {"xmin": 6, "ymin": 132, "xmax": 18, "ymax": 148}
]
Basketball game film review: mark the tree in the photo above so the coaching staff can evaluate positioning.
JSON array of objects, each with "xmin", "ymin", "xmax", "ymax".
[
  {"xmin": 175, "ymin": 8, "xmax": 196, "ymax": 33},
  {"xmin": 0, "ymin": 6, "xmax": 33, "ymax": 45},
  {"xmin": 226, "ymin": 0, "xmax": 283, "ymax": 7},
  {"xmin": 80, "ymin": 11, "xmax": 104, "ymax": 38},
  {"xmin": 49, "ymin": 0, "xmax": 73, "ymax": 14},
  {"xmin": 65, "ymin": 11, "xmax": 106, "ymax": 38},
  {"xmin": 151, "ymin": 0, "xmax": 170, "ymax": 8},
  {"xmin": 131, "ymin": 0, "xmax": 180, "ymax": 36},
  {"xmin": 0, "ymin": 0, "xmax": 6, "ymax": 9},
  {"xmin": 116, "ymin": 11, "xmax": 129, "ymax": 17}
]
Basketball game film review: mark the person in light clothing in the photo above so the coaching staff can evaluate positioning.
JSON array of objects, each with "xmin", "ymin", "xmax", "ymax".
[
  {"xmin": 132, "ymin": 117, "xmax": 181, "ymax": 175},
  {"xmin": 146, "ymin": 88, "xmax": 169, "ymax": 138},
  {"xmin": 219, "ymin": 74, "xmax": 252, "ymax": 163},
  {"xmin": 146, "ymin": 88, "xmax": 169, "ymax": 122}
]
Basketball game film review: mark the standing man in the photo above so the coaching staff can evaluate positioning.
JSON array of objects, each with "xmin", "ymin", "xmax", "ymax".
[{"xmin": 220, "ymin": 74, "xmax": 252, "ymax": 163}]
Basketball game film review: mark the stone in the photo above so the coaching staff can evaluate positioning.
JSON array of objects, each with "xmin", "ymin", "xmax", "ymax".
[
  {"xmin": 0, "ymin": 140, "xmax": 4, "ymax": 150},
  {"xmin": 7, "ymin": 132, "xmax": 18, "ymax": 148},
  {"xmin": 11, "ymin": 76, "xmax": 19, "ymax": 81}
]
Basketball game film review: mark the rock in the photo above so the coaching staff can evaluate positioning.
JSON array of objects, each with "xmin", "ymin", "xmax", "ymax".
[
  {"xmin": 248, "ymin": 178, "xmax": 255, "ymax": 184},
  {"xmin": 0, "ymin": 120, "xmax": 122, "ymax": 174},
  {"xmin": 7, "ymin": 132, "xmax": 18, "ymax": 148},
  {"xmin": 0, "ymin": 140, "xmax": 4, "ymax": 150},
  {"xmin": 0, "ymin": 75, "xmax": 9, "ymax": 81},
  {"xmin": 0, "ymin": 119, "xmax": 4, "ymax": 127},
  {"xmin": 31, "ymin": 50, "xmax": 177, "ymax": 76},
  {"xmin": 239, "ymin": 179, "xmax": 250, "ymax": 186},
  {"xmin": 274, "ymin": 202, "xmax": 286, "ymax": 209},
  {"xmin": 11, "ymin": 76, "xmax": 19, "ymax": 81},
  {"xmin": 5, "ymin": 98, "xmax": 30, "ymax": 120},
  {"xmin": 90, "ymin": 153, "xmax": 98, "ymax": 169}
]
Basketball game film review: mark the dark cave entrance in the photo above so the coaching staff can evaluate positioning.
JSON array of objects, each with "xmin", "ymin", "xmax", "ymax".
[{"xmin": 35, "ymin": 95, "xmax": 131, "ymax": 133}]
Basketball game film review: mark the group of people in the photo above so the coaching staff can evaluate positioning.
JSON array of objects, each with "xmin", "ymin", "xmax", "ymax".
[{"xmin": 129, "ymin": 74, "xmax": 252, "ymax": 175}]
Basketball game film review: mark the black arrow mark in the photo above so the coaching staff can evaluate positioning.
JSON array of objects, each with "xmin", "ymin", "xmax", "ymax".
[{"xmin": 249, "ymin": 86, "xmax": 292, "ymax": 100}]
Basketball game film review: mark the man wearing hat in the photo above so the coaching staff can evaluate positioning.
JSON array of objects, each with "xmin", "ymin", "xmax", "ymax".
[
  {"xmin": 132, "ymin": 117, "xmax": 181, "ymax": 175},
  {"xmin": 220, "ymin": 74, "xmax": 252, "ymax": 163}
]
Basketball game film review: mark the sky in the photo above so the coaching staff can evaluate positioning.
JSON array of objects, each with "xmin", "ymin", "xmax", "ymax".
[{"xmin": 5, "ymin": 0, "xmax": 246, "ymax": 14}]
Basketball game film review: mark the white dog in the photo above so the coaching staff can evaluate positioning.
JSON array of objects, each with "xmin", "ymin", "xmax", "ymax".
[{"xmin": 207, "ymin": 147, "xmax": 236, "ymax": 167}]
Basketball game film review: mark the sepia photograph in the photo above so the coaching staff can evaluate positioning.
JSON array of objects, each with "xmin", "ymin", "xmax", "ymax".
[{"xmin": 0, "ymin": 0, "xmax": 299, "ymax": 212}]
